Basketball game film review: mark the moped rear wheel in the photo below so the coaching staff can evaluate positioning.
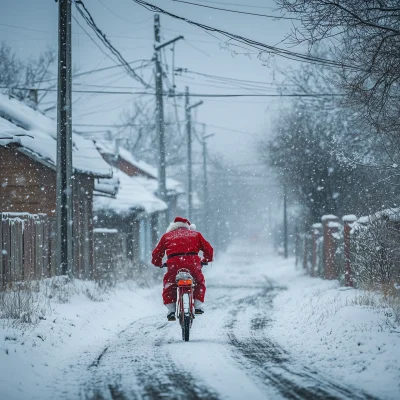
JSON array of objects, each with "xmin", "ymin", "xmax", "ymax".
[
  {"xmin": 182, "ymin": 313, "xmax": 191, "ymax": 342},
  {"xmin": 181, "ymin": 292, "xmax": 192, "ymax": 341}
]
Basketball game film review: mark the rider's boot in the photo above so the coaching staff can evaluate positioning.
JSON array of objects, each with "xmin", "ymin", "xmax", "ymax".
[
  {"xmin": 194, "ymin": 299, "xmax": 204, "ymax": 315},
  {"xmin": 166, "ymin": 303, "xmax": 176, "ymax": 321},
  {"xmin": 167, "ymin": 312, "xmax": 176, "ymax": 321}
]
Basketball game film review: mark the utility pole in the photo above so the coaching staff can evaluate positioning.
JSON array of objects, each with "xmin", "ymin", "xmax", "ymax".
[
  {"xmin": 154, "ymin": 14, "xmax": 166, "ymax": 230},
  {"xmin": 153, "ymin": 14, "xmax": 183, "ymax": 230},
  {"xmin": 185, "ymin": 87, "xmax": 192, "ymax": 220},
  {"xmin": 185, "ymin": 87, "xmax": 203, "ymax": 221},
  {"xmin": 202, "ymin": 125, "xmax": 214, "ymax": 236},
  {"xmin": 56, "ymin": 0, "xmax": 74, "ymax": 276},
  {"xmin": 283, "ymin": 183, "xmax": 288, "ymax": 258}
]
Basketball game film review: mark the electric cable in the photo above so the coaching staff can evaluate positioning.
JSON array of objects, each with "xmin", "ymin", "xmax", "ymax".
[
  {"xmin": 131, "ymin": 0, "xmax": 358, "ymax": 70},
  {"xmin": 0, "ymin": 86, "xmax": 344, "ymax": 98},
  {"xmin": 195, "ymin": 0, "xmax": 276, "ymax": 10},
  {"xmin": 74, "ymin": 0, "xmax": 150, "ymax": 87},
  {"xmin": 171, "ymin": 0, "xmax": 300, "ymax": 20}
]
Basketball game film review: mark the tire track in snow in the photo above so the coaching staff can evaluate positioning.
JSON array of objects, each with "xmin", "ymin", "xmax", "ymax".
[
  {"xmin": 226, "ymin": 284, "xmax": 378, "ymax": 400},
  {"xmin": 83, "ymin": 316, "xmax": 220, "ymax": 400}
]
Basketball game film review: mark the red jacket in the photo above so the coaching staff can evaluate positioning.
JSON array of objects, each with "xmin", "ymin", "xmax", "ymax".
[{"xmin": 152, "ymin": 227, "xmax": 214, "ymax": 267}]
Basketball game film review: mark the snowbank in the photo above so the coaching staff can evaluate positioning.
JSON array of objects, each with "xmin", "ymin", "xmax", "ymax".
[
  {"xmin": 268, "ymin": 265, "xmax": 400, "ymax": 399},
  {"xmin": 0, "ymin": 280, "xmax": 160, "ymax": 400}
]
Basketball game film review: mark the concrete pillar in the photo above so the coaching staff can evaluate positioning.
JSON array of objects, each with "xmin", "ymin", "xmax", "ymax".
[
  {"xmin": 321, "ymin": 215, "xmax": 339, "ymax": 280},
  {"xmin": 343, "ymin": 215, "xmax": 357, "ymax": 287},
  {"xmin": 311, "ymin": 223, "xmax": 323, "ymax": 277}
]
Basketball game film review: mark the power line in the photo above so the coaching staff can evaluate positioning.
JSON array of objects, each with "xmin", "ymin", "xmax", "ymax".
[
  {"xmin": 72, "ymin": 122, "xmax": 259, "ymax": 137},
  {"xmin": 0, "ymin": 23, "xmax": 51, "ymax": 34},
  {"xmin": 32, "ymin": 59, "xmax": 152, "ymax": 85},
  {"xmin": 1, "ymin": 86, "xmax": 343, "ymax": 97},
  {"xmin": 132, "ymin": 0, "xmax": 357, "ymax": 70},
  {"xmin": 198, "ymin": 0, "xmax": 276, "ymax": 10},
  {"xmin": 72, "ymin": 14, "xmax": 117, "ymax": 66},
  {"xmin": 192, "ymin": 121, "xmax": 260, "ymax": 136},
  {"xmin": 178, "ymin": 68, "xmax": 296, "ymax": 88},
  {"xmin": 97, "ymin": 0, "xmax": 150, "ymax": 25},
  {"xmin": 173, "ymin": 67, "xmax": 300, "ymax": 94},
  {"xmin": 171, "ymin": 0, "xmax": 300, "ymax": 20},
  {"xmin": 74, "ymin": 0, "xmax": 150, "ymax": 87}
]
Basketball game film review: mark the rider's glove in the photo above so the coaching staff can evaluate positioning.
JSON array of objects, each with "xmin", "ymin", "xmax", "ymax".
[{"xmin": 201, "ymin": 260, "xmax": 208, "ymax": 266}]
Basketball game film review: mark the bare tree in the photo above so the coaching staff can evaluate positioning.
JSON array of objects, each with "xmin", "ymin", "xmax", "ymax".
[
  {"xmin": 277, "ymin": 0, "xmax": 400, "ymax": 151},
  {"xmin": 0, "ymin": 43, "xmax": 21, "ymax": 88},
  {"xmin": 259, "ymin": 92, "xmax": 399, "ymax": 226},
  {"xmin": 0, "ymin": 42, "xmax": 56, "ymax": 107},
  {"xmin": 116, "ymin": 101, "xmax": 185, "ymax": 167}
]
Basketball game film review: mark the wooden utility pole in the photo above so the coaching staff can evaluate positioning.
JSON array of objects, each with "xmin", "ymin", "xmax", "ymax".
[
  {"xmin": 202, "ymin": 126, "xmax": 214, "ymax": 237},
  {"xmin": 154, "ymin": 15, "xmax": 166, "ymax": 203},
  {"xmin": 185, "ymin": 87, "xmax": 192, "ymax": 220},
  {"xmin": 185, "ymin": 88, "xmax": 203, "ymax": 221},
  {"xmin": 56, "ymin": 0, "xmax": 74, "ymax": 276},
  {"xmin": 153, "ymin": 15, "xmax": 183, "ymax": 229},
  {"xmin": 283, "ymin": 183, "xmax": 288, "ymax": 258},
  {"xmin": 202, "ymin": 137, "xmax": 208, "ymax": 226},
  {"xmin": 154, "ymin": 14, "xmax": 167, "ymax": 231}
]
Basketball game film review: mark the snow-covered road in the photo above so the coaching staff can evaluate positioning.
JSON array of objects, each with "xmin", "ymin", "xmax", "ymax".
[
  {"xmin": 79, "ymin": 243, "xmax": 377, "ymax": 400},
  {"xmin": 3, "ymin": 239, "xmax": 396, "ymax": 400}
]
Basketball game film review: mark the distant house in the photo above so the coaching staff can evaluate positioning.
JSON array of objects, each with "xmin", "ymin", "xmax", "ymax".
[
  {"xmin": 93, "ymin": 168, "xmax": 167, "ymax": 269},
  {"xmin": 95, "ymin": 141, "xmax": 184, "ymax": 223},
  {"xmin": 0, "ymin": 93, "xmax": 112, "ymax": 279}
]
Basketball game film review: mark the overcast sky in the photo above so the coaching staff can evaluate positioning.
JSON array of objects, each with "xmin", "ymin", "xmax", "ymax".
[{"xmin": 0, "ymin": 0, "xmax": 301, "ymax": 166}]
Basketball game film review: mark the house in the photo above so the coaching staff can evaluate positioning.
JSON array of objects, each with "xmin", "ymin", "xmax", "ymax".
[
  {"xmin": 94, "ymin": 141, "xmax": 184, "ymax": 223},
  {"xmin": 93, "ymin": 168, "xmax": 167, "ymax": 271},
  {"xmin": 0, "ymin": 93, "xmax": 113, "ymax": 280}
]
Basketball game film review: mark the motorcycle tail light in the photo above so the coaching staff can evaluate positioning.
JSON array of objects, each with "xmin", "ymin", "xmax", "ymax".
[{"xmin": 178, "ymin": 279, "xmax": 192, "ymax": 286}]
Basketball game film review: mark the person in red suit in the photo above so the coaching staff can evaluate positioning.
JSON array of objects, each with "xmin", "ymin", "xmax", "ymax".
[{"xmin": 152, "ymin": 216, "xmax": 214, "ymax": 321}]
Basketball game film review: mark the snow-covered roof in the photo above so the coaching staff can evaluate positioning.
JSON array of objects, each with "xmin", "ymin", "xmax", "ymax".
[
  {"xmin": 93, "ymin": 228, "xmax": 119, "ymax": 234},
  {"xmin": 95, "ymin": 140, "xmax": 184, "ymax": 195},
  {"xmin": 94, "ymin": 176, "xmax": 119, "ymax": 198},
  {"xmin": 132, "ymin": 174, "xmax": 185, "ymax": 198},
  {"xmin": 118, "ymin": 149, "xmax": 184, "ymax": 195},
  {"xmin": 0, "ymin": 93, "xmax": 112, "ymax": 178},
  {"xmin": 94, "ymin": 168, "xmax": 167, "ymax": 215},
  {"xmin": 118, "ymin": 147, "xmax": 158, "ymax": 178}
]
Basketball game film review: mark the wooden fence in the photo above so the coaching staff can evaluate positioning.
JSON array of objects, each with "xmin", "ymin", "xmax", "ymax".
[
  {"xmin": 0, "ymin": 213, "xmax": 56, "ymax": 288},
  {"xmin": 297, "ymin": 210, "xmax": 400, "ymax": 292},
  {"xmin": 0, "ymin": 213, "xmax": 143, "ymax": 288}
]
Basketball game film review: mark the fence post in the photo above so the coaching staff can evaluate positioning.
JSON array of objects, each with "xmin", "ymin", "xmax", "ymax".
[
  {"xmin": 295, "ymin": 227, "xmax": 299, "ymax": 268},
  {"xmin": 0, "ymin": 214, "xmax": 3, "ymax": 288},
  {"xmin": 311, "ymin": 223, "xmax": 323, "ymax": 277},
  {"xmin": 322, "ymin": 215, "xmax": 339, "ymax": 280},
  {"xmin": 343, "ymin": 215, "xmax": 357, "ymax": 287},
  {"xmin": 24, "ymin": 216, "xmax": 34, "ymax": 281},
  {"xmin": 2, "ymin": 216, "xmax": 11, "ymax": 286},
  {"xmin": 303, "ymin": 233, "xmax": 308, "ymax": 271}
]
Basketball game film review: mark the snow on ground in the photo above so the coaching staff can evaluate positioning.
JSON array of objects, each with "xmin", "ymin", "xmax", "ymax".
[
  {"xmin": 0, "ymin": 281, "xmax": 160, "ymax": 400},
  {"xmin": 0, "ymin": 238, "xmax": 399, "ymax": 399},
  {"xmin": 266, "ymin": 263, "xmax": 400, "ymax": 400}
]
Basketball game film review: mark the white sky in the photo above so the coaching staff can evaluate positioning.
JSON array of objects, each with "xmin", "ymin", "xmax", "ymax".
[{"xmin": 0, "ymin": 0, "xmax": 302, "ymax": 165}]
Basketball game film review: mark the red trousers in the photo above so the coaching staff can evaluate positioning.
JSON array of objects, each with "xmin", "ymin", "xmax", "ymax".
[{"xmin": 163, "ymin": 259, "xmax": 206, "ymax": 305}]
